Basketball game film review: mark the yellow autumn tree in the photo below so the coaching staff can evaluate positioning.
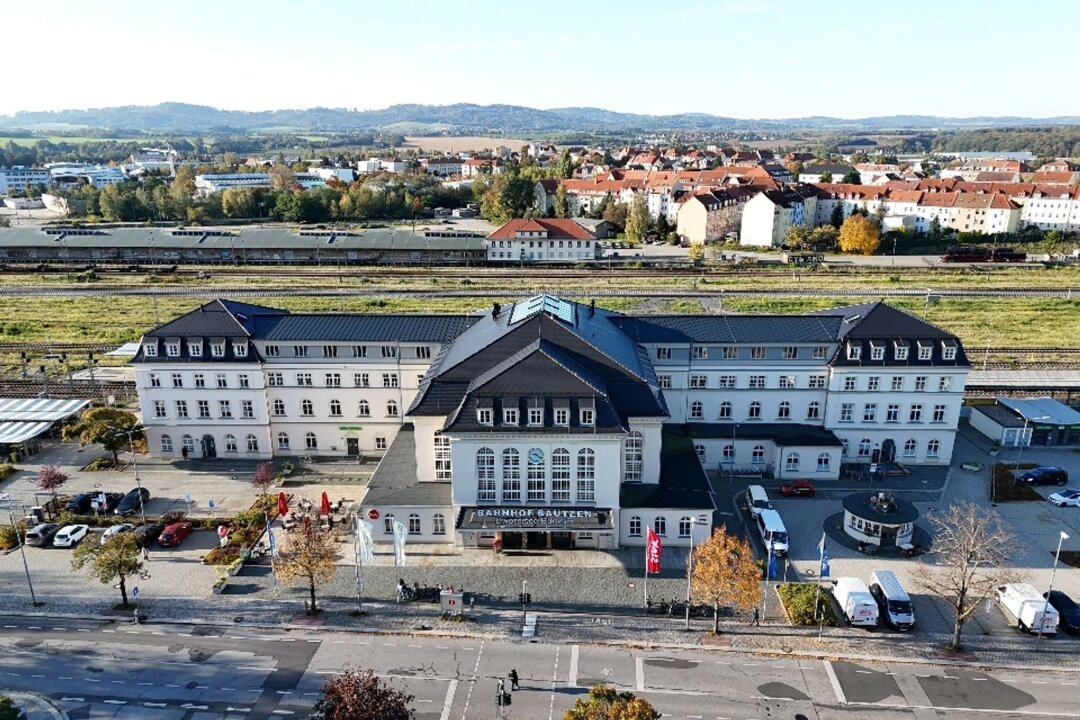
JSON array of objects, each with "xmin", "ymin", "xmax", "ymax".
[
  {"xmin": 691, "ymin": 526, "xmax": 762, "ymax": 634},
  {"xmin": 838, "ymin": 214, "xmax": 881, "ymax": 255}
]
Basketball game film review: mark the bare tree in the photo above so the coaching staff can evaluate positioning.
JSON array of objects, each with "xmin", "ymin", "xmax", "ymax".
[{"xmin": 916, "ymin": 502, "xmax": 1018, "ymax": 650}]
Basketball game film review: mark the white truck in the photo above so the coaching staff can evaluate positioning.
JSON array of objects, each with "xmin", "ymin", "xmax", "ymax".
[
  {"xmin": 831, "ymin": 577, "xmax": 879, "ymax": 628},
  {"xmin": 997, "ymin": 583, "xmax": 1058, "ymax": 635}
]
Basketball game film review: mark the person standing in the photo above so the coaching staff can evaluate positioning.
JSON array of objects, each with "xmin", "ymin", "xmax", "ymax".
[{"xmin": 508, "ymin": 668, "xmax": 519, "ymax": 690}]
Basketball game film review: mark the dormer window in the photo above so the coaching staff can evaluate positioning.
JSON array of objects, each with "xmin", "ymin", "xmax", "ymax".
[
  {"xmin": 188, "ymin": 340, "xmax": 202, "ymax": 357},
  {"xmin": 143, "ymin": 343, "xmax": 158, "ymax": 357},
  {"xmin": 894, "ymin": 342, "xmax": 909, "ymax": 361},
  {"xmin": 918, "ymin": 342, "xmax": 933, "ymax": 360},
  {"xmin": 503, "ymin": 407, "xmax": 519, "ymax": 425},
  {"xmin": 870, "ymin": 342, "xmax": 885, "ymax": 361},
  {"xmin": 942, "ymin": 342, "xmax": 957, "ymax": 361},
  {"xmin": 233, "ymin": 342, "xmax": 247, "ymax": 358},
  {"xmin": 847, "ymin": 344, "xmax": 862, "ymax": 360},
  {"xmin": 166, "ymin": 342, "xmax": 180, "ymax": 357},
  {"xmin": 477, "ymin": 408, "xmax": 493, "ymax": 426},
  {"xmin": 210, "ymin": 342, "xmax": 225, "ymax": 358}
]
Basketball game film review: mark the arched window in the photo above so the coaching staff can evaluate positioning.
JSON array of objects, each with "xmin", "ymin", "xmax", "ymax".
[
  {"xmin": 386, "ymin": 400, "xmax": 399, "ymax": 417},
  {"xmin": 301, "ymin": 399, "xmax": 313, "ymax": 416},
  {"xmin": 246, "ymin": 434, "xmax": 259, "ymax": 452},
  {"xmin": 329, "ymin": 399, "xmax": 342, "ymax": 417},
  {"xmin": 272, "ymin": 399, "xmax": 285, "ymax": 416},
  {"xmin": 476, "ymin": 448, "xmax": 496, "ymax": 501},
  {"xmin": 752, "ymin": 445, "xmax": 765, "ymax": 464},
  {"xmin": 817, "ymin": 453, "xmax": 831, "ymax": 472},
  {"xmin": 277, "ymin": 432, "xmax": 290, "ymax": 450},
  {"xmin": 408, "ymin": 513, "xmax": 421, "ymax": 534},
  {"xmin": 785, "ymin": 452, "xmax": 800, "ymax": 472},
  {"xmin": 224, "ymin": 434, "xmax": 237, "ymax": 452},
  {"xmin": 777, "ymin": 401, "xmax": 791, "ymax": 419},
  {"xmin": 502, "ymin": 449, "xmax": 521, "ymax": 501},
  {"xmin": 927, "ymin": 439, "xmax": 941, "ymax": 457},
  {"xmin": 718, "ymin": 401, "xmax": 732, "ymax": 419},
  {"xmin": 858, "ymin": 438, "xmax": 872, "ymax": 457},
  {"xmin": 527, "ymin": 448, "xmax": 546, "ymax": 501},
  {"xmin": 748, "ymin": 401, "xmax": 761, "ymax": 419},
  {"xmin": 160, "ymin": 434, "xmax": 173, "ymax": 453},
  {"xmin": 576, "ymin": 449, "xmax": 595, "ymax": 502},
  {"xmin": 434, "ymin": 432, "xmax": 452, "ymax": 480},
  {"xmin": 678, "ymin": 516, "xmax": 692, "ymax": 538},
  {"xmin": 694, "ymin": 444, "xmax": 706, "ymax": 463},
  {"xmin": 629, "ymin": 516, "xmax": 642, "ymax": 537},
  {"xmin": 903, "ymin": 438, "xmax": 917, "ymax": 457},
  {"xmin": 722, "ymin": 444, "xmax": 734, "ymax": 461},
  {"xmin": 623, "ymin": 431, "xmax": 643, "ymax": 482},
  {"xmin": 552, "ymin": 448, "xmax": 571, "ymax": 501},
  {"xmin": 807, "ymin": 401, "xmax": 821, "ymax": 420},
  {"xmin": 653, "ymin": 516, "xmax": 667, "ymax": 536},
  {"xmin": 182, "ymin": 434, "xmax": 194, "ymax": 453},
  {"xmin": 358, "ymin": 399, "xmax": 370, "ymax": 417},
  {"xmin": 384, "ymin": 513, "xmax": 395, "ymax": 534},
  {"xmin": 690, "ymin": 400, "xmax": 703, "ymax": 419},
  {"xmin": 432, "ymin": 513, "xmax": 446, "ymax": 535},
  {"xmin": 305, "ymin": 432, "xmax": 318, "ymax": 449}
]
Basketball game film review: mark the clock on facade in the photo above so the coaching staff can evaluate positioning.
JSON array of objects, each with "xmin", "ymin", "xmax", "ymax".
[{"xmin": 528, "ymin": 448, "xmax": 544, "ymax": 464}]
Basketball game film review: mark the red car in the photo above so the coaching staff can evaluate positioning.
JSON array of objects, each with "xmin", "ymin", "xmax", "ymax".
[
  {"xmin": 779, "ymin": 480, "xmax": 816, "ymax": 497},
  {"xmin": 157, "ymin": 522, "xmax": 194, "ymax": 547}
]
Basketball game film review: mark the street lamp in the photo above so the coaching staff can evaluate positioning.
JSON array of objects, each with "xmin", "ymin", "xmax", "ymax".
[
  {"xmin": 0, "ymin": 493, "xmax": 39, "ymax": 605},
  {"xmin": 109, "ymin": 425, "xmax": 146, "ymax": 524},
  {"xmin": 1038, "ymin": 531, "xmax": 1069, "ymax": 644}
]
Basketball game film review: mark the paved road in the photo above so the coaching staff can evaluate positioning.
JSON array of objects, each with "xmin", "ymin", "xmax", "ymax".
[{"xmin": 1, "ymin": 615, "xmax": 1078, "ymax": 720}]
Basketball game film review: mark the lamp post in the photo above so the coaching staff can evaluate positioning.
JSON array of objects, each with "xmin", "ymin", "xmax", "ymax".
[
  {"xmin": 1038, "ymin": 531, "xmax": 1069, "ymax": 644},
  {"xmin": 110, "ymin": 425, "xmax": 146, "ymax": 524},
  {"xmin": 0, "ymin": 494, "xmax": 39, "ymax": 606}
]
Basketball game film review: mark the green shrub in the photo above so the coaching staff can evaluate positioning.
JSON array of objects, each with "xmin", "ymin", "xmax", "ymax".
[
  {"xmin": 0, "ymin": 464, "xmax": 15, "ymax": 481},
  {"xmin": 778, "ymin": 583, "xmax": 838, "ymax": 626}
]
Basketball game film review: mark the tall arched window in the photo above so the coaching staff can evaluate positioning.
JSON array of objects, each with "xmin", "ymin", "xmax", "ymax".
[
  {"xmin": 476, "ymin": 447, "xmax": 495, "ymax": 501},
  {"xmin": 224, "ymin": 434, "xmax": 237, "ymax": 452},
  {"xmin": 329, "ymin": 399, "xmax": 342, "ymax": 417},
  {"xmin": 748, "ymin": 401, "xmax": 762, "ymax": 419},
  {"xmin": 160, "ymin": 434, "xmax": 173, "ymax": 453},
  {"xmin": 623, "ymin": 431, "xmax": 643, "ymax": 482},
  {"xmin": 433, "ymin": 432, "xmax": 452, "ymax": 480},
  {"xmin": 752, "ymin": 445, "xmax": 765, "ymax": 464},
  {"xmin": 386, "ymin": 400, "xmax": 399, "ymax": 417},
  {"xmin": 277, "ymin": 432, "xmax": 290, "ymax": 450},
  {"xmin": 629, "ymin": 516, "xmax": 642, "ymax": 537},
  {"xmin": 718, "ymin": 401, "xmax": 732, "ymax": 419},
  {"xmin": 272, "ymin": 399, "xmax": 285, "ymax": 416},
  {"xmin": 527, "ymin": 448, "xmax": 546, "ymax": 502},
  {"xmin": 785, "ymin": 452, "xmax": 800, "ymax": 472},
  {"xmin": 301, "ymin": 399, "xmax": 313, "ymax": 416},
  {"xmin": 807, "ymin": 401, "xmax": 821, "ymax": 420},
  {"xmin": 358, "ymin": 399, "xmax": 370, "ymax": 416},
  {"xmin": 576, "ymin": 449, "xmax": 595, "ymax": 502},
  {"xmin": 777, "ymin": 401, "xmax": 791, "ymax": 419},
  {"xmin": 501, "ymin": 448, "xmax": 521, "ymax": 501},
  {"xmin": 690, "ymin": 400, "xmax": 703, "ymax": 419},
  {"xmin": 552, "ymin": 448, "xmax": 571, "ymax": 502},
  {"xmin": 305, "ymin": 432, "xmax": 318, "ymax": 449},
  {"xmin": 903, "ymin": 438, "xmax": 917, "ymax": 457},
  {"xmin": 246, "ymin": 434, "xmax": 259, "ymax": 452}
]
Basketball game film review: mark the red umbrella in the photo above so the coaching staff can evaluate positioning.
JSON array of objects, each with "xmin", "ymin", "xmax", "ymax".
[
  {"xmin": 320, "ymin": 491, "xmax": 331, "ymax": 517},
  {"xmin": 278, "ymin": 492, "xmax": 289, "ymax": 518}
]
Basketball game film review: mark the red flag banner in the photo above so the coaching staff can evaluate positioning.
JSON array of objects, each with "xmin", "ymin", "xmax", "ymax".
[{"xmin": 646, "ymin": 528, "xmax": 663, "ymax": 574}]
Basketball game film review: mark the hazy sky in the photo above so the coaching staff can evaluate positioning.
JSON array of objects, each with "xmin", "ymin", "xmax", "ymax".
[{"xmin": 5, "ymin": 0, "xmax": 1076, "ymax": 119}]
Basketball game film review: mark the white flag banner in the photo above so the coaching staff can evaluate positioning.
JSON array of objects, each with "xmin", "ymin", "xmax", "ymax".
[
  {"xmin": 356, "ymin": 518, "xmax": 375, "ymax": 563},
  {"xmin": 392, "ymin": 519, "xmax": 409, "ymax": 567}
]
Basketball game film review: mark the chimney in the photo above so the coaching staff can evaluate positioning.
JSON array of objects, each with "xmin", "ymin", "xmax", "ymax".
[{"xmin": 492, "ymin": 302, "xmax": 501, "ymax": 320}]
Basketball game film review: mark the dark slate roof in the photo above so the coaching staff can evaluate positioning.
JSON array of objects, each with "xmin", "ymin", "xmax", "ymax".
[
  {"xmin": 611, "ymin": 315, "xmax": 843, "ymax": 344},
  {"xmin": 842, "ymin": 492, "xmax": 919, "ymax": 524},
  {"xmin": 144, "ymin": 300, "xmax": 281, "ymax": 339},
  {"xmin": 252, "ymin": 314, "xmax": 477, "ymax": 342},
  {"xmin": 620, "ymin": 429, "xmax": 716, "ymax": 510},
  {"xmin": 682, "ymin": 422, "xmax": 844, "ymax": 447},
  {"xmin": 363, "ymin": 424, "xmax": 452, "ymax": 506},
  {"xmin": 812, "ymin": 302, "xmax": 970, "ymax": 368}
]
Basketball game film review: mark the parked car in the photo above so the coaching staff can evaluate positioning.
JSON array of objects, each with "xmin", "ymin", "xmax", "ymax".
[
  {"xmin": 64, "ymin": 493, "xmax": 94, "ymax": 513},
  {"xmin": 1047, "ymin": 488, "xmax": 1080, "ymax": 507},
  {"xmin": 100, "ymin": 523, "xmax": 136, "ymax": 545},
  {"xmin": 1045, "ymin": 590, "xmax": 1080, "ymax": 634},
  {"xmin": 1016, "ymin": 466, "xmax": 1069, "ymax": 486},
  {"xmin": 132, "ymin": 523, "xmax": 165, "ymax": 548},
  {"xmin": 779, "ymin": 480, "xmax": 816, "ymax": 497},
  {"xmin": 115, "ymin": 488, "xmax": 150, "ymax": 516},
  {"xmin": 52, "ymin": 524, "xmax": 90, "ymax": 548},
  {"xmin": 158, "ymin": 522, "xmax": 194, "ymax": 547},
  {"xmin": 25, "ymin": 523, "xmax": 60, "ymax": 547}
]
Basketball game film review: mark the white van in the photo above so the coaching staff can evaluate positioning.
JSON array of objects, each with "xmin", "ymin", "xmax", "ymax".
[
  {"xmin": 747, "ymin": 485, "xmax": 772, "ymax": 519},
  {"xmin": 832, "ymin": 577, "xmax": 879, "ymax": 627},
  {"xmin": 869, "ymin": 570, "xmax": 915, "ymax": 631},
  {"xmin": 756, "ymin": 509, "xmax": 788, "ymax": 556},
  {"xmin": 997, "ymin": 583, "xmax": 1058, "ymax": 635}
]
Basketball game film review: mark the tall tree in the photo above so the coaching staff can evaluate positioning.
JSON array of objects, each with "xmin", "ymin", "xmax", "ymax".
[
  {"xmin": 62, "ymin": 407, "xmax": 140, "ymax": 463},
  {"xmin": 916, "ymin": 502, "xmax": 1016, "ymax": 651},
  {"xmin": 838, "ymin": 214, "xmax": 881, "ymax": 255},
  {"xmin": 312, "ymin": 667, "xmax": 414, "ymax": 720},
  {"xmin": 37, "ymin": 465, "xmax": 69, "ymax": 504},
  {"xmin": 72, "ymin": 533, "xmax": 143, "ymax": 607},
  {"xmin": 274, "ymin": 519, "xmax": 338, "ymax": 614},
  {"xmin": 691, "ymin": 527, "xmax": 762, "ymax": 634},
  {"xmin": 625, "ymin": 194, "xmax": 649, "ymax": 244},
  {"xmin": 564, "ymin": 685, "xmax": 660, "ymax": 720}
]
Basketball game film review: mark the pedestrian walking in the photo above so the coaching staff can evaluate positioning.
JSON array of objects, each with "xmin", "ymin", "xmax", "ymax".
[
  {"xmin": 508, "ymin": 668, "xmax": 519, "ymax": 690},
  {"xmin": 751, "ymin": 607, "xmax": 760, "ymax": 626}
]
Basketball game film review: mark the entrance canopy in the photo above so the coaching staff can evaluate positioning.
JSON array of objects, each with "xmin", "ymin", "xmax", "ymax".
[{"xmin": 458, "ymin": 507, "xmax": 613, "ymax": 532}]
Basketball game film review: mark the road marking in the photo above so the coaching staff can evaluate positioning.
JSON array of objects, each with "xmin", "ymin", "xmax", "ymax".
[
  {"xmin": 143, "ymin": 702, "xmax": 167, "ymax": 708},
  {"xmin": 103, "ymin": 700, "xmax": 126, "ymax": 705},
  {"xmin": 568, "ymin": 645, "xmax": 579, "ymax": 688},
  {"xmin": 60, "ymin": 698, "xmax": 85, "ymax": 702},
  {"xmin": 636, "ymin": 656, "xmax": 645, "ymax": 691},
  {"xmin": 823, "ymin": 660, "xmax": 847, "ymax": 705},
  {"xmin": 459, "ymin": 638, "xmax": 485, "ymax": 720},
  {"xmin": 440, "ymin": 678, "xmax": 458, "ymax": 720}
]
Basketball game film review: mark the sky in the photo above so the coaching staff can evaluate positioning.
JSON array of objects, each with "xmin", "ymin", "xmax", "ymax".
[{"xmin": 5, "ymin": 0, "xmax": 1078, "ymax": 120}]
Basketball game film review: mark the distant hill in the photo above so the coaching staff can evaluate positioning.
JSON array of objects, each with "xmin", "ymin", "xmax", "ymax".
[{"xmin": 1, "ymin": 102, "xmax": 1079, "ymax": 134}]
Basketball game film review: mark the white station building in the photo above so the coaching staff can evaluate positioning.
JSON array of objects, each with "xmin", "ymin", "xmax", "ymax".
[{"xmin": 132, "ymin": 295, "xmax": 969, "ymax": 549}]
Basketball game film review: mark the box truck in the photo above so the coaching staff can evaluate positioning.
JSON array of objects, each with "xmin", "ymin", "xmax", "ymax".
[
  {"xmin": 997, "ymin": 583, "xmax": 1058, "ymax": 635},
  {"xmin": 832, "ymin": 577, "xmax": 879, "ymax": 627}
]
